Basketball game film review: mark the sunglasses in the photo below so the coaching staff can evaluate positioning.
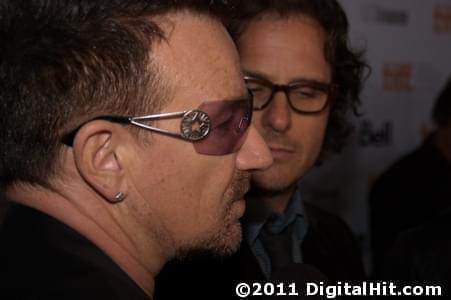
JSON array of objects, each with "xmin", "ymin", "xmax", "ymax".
[{"xmin": 61, "ymin": 93, "xmax": 253, "ymax": 156}]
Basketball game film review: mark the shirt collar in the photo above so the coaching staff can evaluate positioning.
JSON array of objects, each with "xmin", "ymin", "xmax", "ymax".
[{"xmin": 244, "ymin": 187, "xmax": 305, "ymax": 246}]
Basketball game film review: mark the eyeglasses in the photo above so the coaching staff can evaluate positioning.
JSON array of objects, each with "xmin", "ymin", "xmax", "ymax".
[
  {"xmin": 244, "ymin": 76, "xmax": 336, "ymax": 114},
  {"xmin": 61, "ymin": 93, "xmax": 253, "ymax": 156}
]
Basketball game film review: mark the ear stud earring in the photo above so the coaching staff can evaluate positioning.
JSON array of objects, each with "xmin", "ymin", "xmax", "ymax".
[{"xmin": 112, "ymin": 192, "xmax": 126, "ymax": 203}]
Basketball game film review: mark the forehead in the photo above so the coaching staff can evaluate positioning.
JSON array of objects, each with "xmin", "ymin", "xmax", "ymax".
[
  {"xmin": 237, "ymin": 15, "xmax": 331, "ymax": 83},
  {"xmin": 151, "ymin": 12, "xmax": 245, "ymax": 108}
]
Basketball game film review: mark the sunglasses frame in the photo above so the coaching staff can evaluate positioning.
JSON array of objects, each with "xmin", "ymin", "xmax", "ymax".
[
  {"xmin": 61, "ymin": 93, "xmax": 253, "ymax": 155},
  {"xmin": 61, "ymin": 110, "xmax": 211, "ymax": 147}
]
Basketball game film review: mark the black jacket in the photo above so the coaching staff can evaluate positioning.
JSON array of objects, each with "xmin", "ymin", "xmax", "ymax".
[
  {"xmin": 370, "ymin": 135, "xmax": 451, "ymax": 276},
  {"xmin": 0, "ymin": 203, "xmax": 150, "ymax": 300},
  {"xmin": 155, "ymin": 202, "xmax": 365, "ymax": 300}
]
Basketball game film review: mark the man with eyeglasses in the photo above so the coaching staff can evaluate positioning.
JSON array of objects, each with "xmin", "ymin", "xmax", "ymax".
[
  {"xmin": 156, "ymin": 0, "xmax": 368, "ymax": 299},
  {"xmin": 233, "ymin": 0, "xmax": 368, "ymax": 282},
  {"xmin": 0, "ymin": 1, "xmax": 272, "ymax": 299}
]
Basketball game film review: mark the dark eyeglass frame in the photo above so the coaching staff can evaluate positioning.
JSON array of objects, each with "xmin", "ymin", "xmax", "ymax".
[{"xmin": 244, "ymin": 75, "xmax": 337, "ymax": 114}]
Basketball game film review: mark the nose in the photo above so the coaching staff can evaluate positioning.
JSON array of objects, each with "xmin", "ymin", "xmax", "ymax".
[
  {"xmin": 235, "ymin": 125, "xmax": 273, "ymax": 171},
  {"xmin": 262, "ymin": 91, "xmax": 292, "ymax": 132}
]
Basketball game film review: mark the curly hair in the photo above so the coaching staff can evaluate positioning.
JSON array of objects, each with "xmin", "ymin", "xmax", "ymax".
[
  {"xmin": 228, "ymin": 0, "xmax": 369, "ymax": 160},
  {"xmin": 0, "ymin": 0, "xmax": 237, "ymax": 188}
]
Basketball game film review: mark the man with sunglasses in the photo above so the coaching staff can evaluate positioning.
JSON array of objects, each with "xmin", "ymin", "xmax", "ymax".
[
  {"xmin": 0, "ymin": 1, "xmax": 272, "ymax": 299},
  {"xmin": 156, "ymin": 1, "xmax": 368, "ymax": 299}
]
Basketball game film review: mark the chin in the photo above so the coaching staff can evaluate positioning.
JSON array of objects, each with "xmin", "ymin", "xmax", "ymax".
[
  {"xmin": 252, "ymin": 160, "xmax": 311, "ymax": 192},
  {"xmin": 252, "ymin": 172, "xmax": 294, "ymax": 193},
  {"xmin": 176, "ymin": 220, "xmax": 242, "ymax": 259},
  {"xmin": 207, "ymin": 220, "xmax": 242, "ymax": 257}
]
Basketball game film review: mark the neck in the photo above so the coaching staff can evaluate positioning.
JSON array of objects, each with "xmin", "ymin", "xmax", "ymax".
[
  {"xmin": 7, "ymin": 184, "xmax": 167, "ymax": 298},
  {"xmin": 434, "ymin": 127, "xmax": 451, "ymax": 162}
]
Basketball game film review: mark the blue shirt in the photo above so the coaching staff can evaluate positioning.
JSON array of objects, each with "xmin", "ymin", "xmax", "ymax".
[{"xmin": 244, "ymin": 187, "xmax": 309, "ymax": 278}]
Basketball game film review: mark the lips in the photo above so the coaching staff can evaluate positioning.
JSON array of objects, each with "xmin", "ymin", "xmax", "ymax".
[
  {"xmin": 268, "ymin": 144, "xmax": 295, "ymax": 160},
  {"xmin": 236, "ymin": 180, "xmax": 251, "ymax": 202},
  {"xmin": 228, "ymin": 173, "xmax": 250, "ymax": 219}
]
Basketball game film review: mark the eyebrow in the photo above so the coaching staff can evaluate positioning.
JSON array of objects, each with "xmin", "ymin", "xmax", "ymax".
[
  {"xmin": 223, "ymin": 90, "xmax": 251, "ymax": 102},
  {"xmin": 243, "ymin": 69, "xmax": 331, "ymax": 86}
]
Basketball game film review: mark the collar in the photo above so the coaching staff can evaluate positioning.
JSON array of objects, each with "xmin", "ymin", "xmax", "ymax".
[{"xmin": 244, "ymin": 187, "xmax": 305, "ymax": 246}]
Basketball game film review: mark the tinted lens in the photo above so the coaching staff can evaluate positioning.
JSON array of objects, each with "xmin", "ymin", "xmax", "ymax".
[{"xmin": 193, "ymin": 94, "xmax": 253, "ymax": 155}]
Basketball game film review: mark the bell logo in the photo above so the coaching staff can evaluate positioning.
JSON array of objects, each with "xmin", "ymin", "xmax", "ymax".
[{"xmin": 434, "ymin": 5, "xmax": 451, "ymax": 33}]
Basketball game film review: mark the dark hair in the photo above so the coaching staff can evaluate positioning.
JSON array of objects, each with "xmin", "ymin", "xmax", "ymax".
[
  {"xmin": 432, "ymin": 77, "xmax": 451, "ymax": 128},
  {"xmin": 228, "ymin": 0, "xmax": 369, "ymax": 159},
  {"xmin": 0, "ymin": 0, "xmax": 236, "ymax": 188}
]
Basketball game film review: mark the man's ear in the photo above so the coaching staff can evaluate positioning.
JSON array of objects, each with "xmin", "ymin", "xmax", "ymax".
[{"xmin": 72, "ymin": 120, "xmax": 127, "ymax": 203}]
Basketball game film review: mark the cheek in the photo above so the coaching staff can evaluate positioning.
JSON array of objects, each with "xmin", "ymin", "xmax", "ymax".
[
  {"xmin": 251, "ymin": 111, "xmax": 265, "ymax": 133},
  {"xmin": 194, "ymin": 157, "xmax": 235, "ymax": 208},
  {"xmin": 172, "ymin": 159, "xmax": 237, "ymax": 242},
  {"xmin": 162, "ymin": 155, "xmax": 236, "ymax": 228},
  {"xmin": 293, "ymin": 113, "xmax": 329, "ymax": 157},
  {"xmin": 131, "ymin": 142, "xmax": 201, "ymax": 217},
  {"xmin": 135, "ymin": 129, "xmax": 238, "ymax": 216}
]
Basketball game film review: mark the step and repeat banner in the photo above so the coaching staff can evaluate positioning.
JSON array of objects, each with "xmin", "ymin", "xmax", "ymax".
[{"xmin": 300, "ymin": 0, "xmax": 451, "ymax": 271}]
